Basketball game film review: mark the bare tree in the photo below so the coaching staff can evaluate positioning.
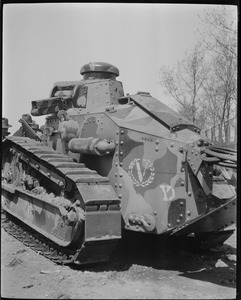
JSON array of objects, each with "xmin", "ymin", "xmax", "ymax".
[
  {"xmin": 200, "ymin": 6, "xmax": 237, "ymax": 143},
  {"xmin": 159, "ymin": 5, "xmax": 237, "ymax": 139},
  {"xmin": 159, "ymin": 42, "xmax": 208, "ymax": 128},
  {"xmin": 199, "ymin": 6, "xmax": 237, "ymax": 60}
]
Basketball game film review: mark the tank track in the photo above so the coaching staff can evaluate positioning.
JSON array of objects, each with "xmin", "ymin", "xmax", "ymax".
[
  {"xmin": 1, "ymin": 136, "xmax": 121, "ymax": 265},
  {"xmin": 2, "ymin": 213, "xmax": 77, "ymax": 265}
]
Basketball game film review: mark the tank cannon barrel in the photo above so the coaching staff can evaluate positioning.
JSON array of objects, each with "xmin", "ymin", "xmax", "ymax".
[
  {"xmin": 68, "ymin": 137, "xmax": 116, "ymax": 156},
  {"xmin": 31, "ymin": 96, "xmax": 72, "ymax": 116}
]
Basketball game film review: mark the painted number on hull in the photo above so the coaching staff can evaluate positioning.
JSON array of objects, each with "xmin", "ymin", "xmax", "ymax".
[{"xmin": 128, "ymin": 158, "xmax": 155, "ymax": 187}]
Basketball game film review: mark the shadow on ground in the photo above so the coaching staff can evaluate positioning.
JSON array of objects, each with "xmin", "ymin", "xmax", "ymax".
[{"xmin": 70, "ymin": 230, "xmax": 236, "ymax": 288}]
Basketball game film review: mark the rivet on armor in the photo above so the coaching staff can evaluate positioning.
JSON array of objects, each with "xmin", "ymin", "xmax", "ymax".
[
  {"xmin": 120, "ymin": 141, "xmax": 124, "ymax": 145},
  {"xmin": 188, "ymin": 191, "xmax": 192, "ymax": 196},
  {"xmin": 187, "ymin": 210, "xmax": 191, "ymax": 216},
  {"xmin": 188, "ymin": 157, "xmax": 191, "ymax": 161},
  {"xmin": 121, "ymin": 130, "xmax": 124, "ymax": 135},
  {"xmin": 180, "ymin": 201, "xmax": 184, "ymax": 206},
  {"xmin": 154, "ymin": 211, "xmax": 157, "ymax": 215},
  {"xmin": 119, "ymin": 162, "xmax": 123, "ymax": 167},
  {"xmin": 115, "ymin": 162, "xmax": 118, "ymax": 167},
  {"xmin": 193, "ymin": 167, "xmax": 196, "ymax": 172},
  {"xmin": 116, "ymin": 141, "xmax": 119, "ymax": 145},
  {"xmin": 116, "ymin": 131, "xmax": 119, "ymax": 135},
  {"xmin": 119, "ymin": 184, "xmax": 122, "ymax": 188},
  {"xmin": 119, "ymin": 173, "xmax": 123, "ymax": 177},
  {"xmin": 155, "ymin": 139, "xmax": 159, "ymax": 145},
  {"xmin": 36, "ymin": 164, "xmax": 40, "ymax": 170},
  {"xmin": 179, "ymin": 214, "xmax": 183, "ymax": 219},
  {"xmin": 190, "ymin": 162, "xmax": 193, "ymax": 166},
  {"xmin": 168, "ymin": 223, "xmax": 171, "ymax": 227},
  {"xmin": 176, "ymin": 219, "xmax": 180, "ymax": 224},
  {"xmin": 120, "ymin": 152, "xmax": 123, "ymax": 156},
  {"xmin": 181, "ymin": 181, "xmax": 185, "ymax": 186},
  {"xmin": 170, "ymin": 143, "xmax": 174, "ymax": 147},
  {"xmin": 155, "ymin": 147, "xmax": 159, "ymax": 152},
  {"xmin": 114, "ymin": 183, "xmax": 117, "ymax": 187},
  {"xmin": 118, "ymin": 194, "xmax": 122, "ymax": 199},
  {"xmin": 47, "ymin": 172, "xmax": 51, "ymax": 178},
  {"xmin": 181, "ymin": 167, "xmax": 185, "ymax": 172}
]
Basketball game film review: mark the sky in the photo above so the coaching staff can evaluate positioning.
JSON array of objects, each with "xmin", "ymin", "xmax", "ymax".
[{"xmin": 2, "ymin": 3, "xmax": 237, "ymax": 133}]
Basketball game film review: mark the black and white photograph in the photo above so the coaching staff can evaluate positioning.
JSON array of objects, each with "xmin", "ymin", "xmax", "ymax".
[{"xmin": 1, "ymin": 2, "xmax": 238, "ymax": 299}]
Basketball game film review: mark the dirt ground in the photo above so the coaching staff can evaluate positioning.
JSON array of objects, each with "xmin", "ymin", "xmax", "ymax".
[{"xmin": 1, "ymin": 217, "xmax": 237, "ymax": 299}]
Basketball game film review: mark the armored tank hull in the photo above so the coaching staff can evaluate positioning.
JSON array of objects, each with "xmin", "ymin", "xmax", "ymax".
[{"xmin": 2, "ymin": 62, "xmax": 237, "ymax": 264}]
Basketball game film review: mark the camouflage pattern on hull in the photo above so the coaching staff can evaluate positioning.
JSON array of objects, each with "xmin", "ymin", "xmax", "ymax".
[{"xmin": 63, "ymin": 92, "xmax": 235, "ymax": 235}]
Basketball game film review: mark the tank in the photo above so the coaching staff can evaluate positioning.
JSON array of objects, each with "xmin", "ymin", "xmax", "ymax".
[{"xmin": 2, "ymin": 62, "xmax": 237, "ymax": 265}]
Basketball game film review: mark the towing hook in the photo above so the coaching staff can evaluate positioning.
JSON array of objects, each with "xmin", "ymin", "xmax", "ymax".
[{"xmin": 127, "ymin": 213, "xmax": 156, "ymax": 231}]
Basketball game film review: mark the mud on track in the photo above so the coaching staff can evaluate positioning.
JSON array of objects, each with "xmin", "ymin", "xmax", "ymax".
[{"xmin": 1, "ymin": 217, "xmax": 237, "ymax": 299}]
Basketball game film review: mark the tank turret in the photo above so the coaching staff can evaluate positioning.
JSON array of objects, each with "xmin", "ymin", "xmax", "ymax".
[{"xmin": 30, "ymin": 62, "xmax": 124, "ymax": 117}]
